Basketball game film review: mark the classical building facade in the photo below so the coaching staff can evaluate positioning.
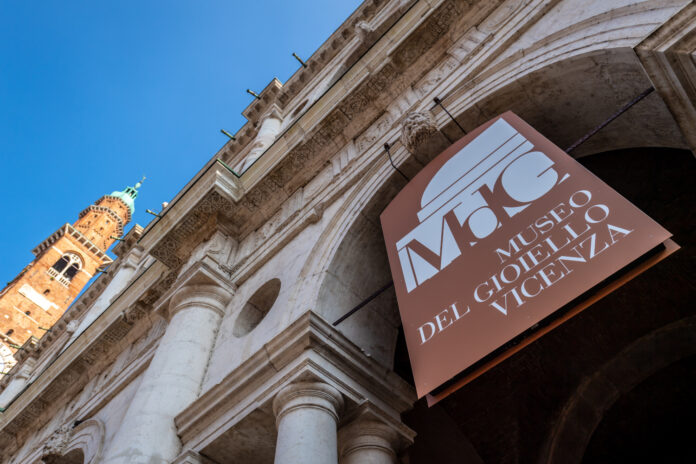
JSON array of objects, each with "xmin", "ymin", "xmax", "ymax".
[
  {"xmin": 0, "ymin": 0, "xmax": 694, "ymax": 463},
  {"xmin": 0, "ymin": 182, "xmax": 142, "ymax": 376}
]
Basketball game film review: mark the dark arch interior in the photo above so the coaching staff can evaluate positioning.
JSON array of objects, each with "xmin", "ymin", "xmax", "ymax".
[
  {"xmin": 43, "ymin": 449, "xmax": 85, "ymax": 464},
  {"xmin": 396, "ymin": 146, "xmax": 695, "ymax": 463},
  {"xmin": 582, "ymin": 355, "xmax": 696, "ymax": 463}
]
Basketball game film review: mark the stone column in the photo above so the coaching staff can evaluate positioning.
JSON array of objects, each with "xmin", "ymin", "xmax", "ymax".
[
  {"xmin": 272, "ymin": 382, "xmax": 344, "ymax": 464},
  {"xmin": 102, "ymin": 283, "xmax": 231, "ymax": 464},
  {"xmin": 339, "ymin": 420, "xmax": 400, "ymax": 464}
]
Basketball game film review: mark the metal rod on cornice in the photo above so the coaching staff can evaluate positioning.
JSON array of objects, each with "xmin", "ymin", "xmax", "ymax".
[
  {"xmin": 215, "ymin": 158, "xmax": 239, "ymax": 176},
  {"xmin": 110, "ymin": 236, "xmax": 125, "ymax": 242},
  {"xmin": 333, "ymin": 281, "xmax": 394, "ymax": 326},
  {"xmin": 433, "ymin": 97, "xmax": 466, "ymax": 135},
  {"xmin": 220, "ymin": 129, "xmax": 236, "ymax": 141},
  {"xmin": 246, "ymin": 89, "xmax": 261, "ymax": 99},
  {"xmin": 384, "ymin": 142, "xmax": 409, "ymax": 182},
  {"xmin": 145, "ymin": 209, "xmax": 162, "ymax": 218},
  {"xmin": 292, "ymin": 52, "xmax": 308, "ymax": 68},
  {"xmin": 565, "ymin": 86, "xmax": 654, "ymax": 153}
]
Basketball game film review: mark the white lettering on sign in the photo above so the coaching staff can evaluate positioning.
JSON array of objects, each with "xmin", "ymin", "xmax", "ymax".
[{"xmin": 396, "ymin": 119, "xmax": 569, "ymax": 292}]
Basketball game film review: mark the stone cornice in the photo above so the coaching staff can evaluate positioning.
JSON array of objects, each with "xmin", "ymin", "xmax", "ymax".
[
  {"xmin": 174, "ymin": 310, "xmax": 415, "ymax": 450},
  {"xmin": 215, "ymin": 0, "xmax": 405, "ymax": 156},
  {"xmin": 32, "ymin": 223, "xmax": 113, "ymax": 264},
  {"xmin": 77, "ymin": 204, "xmax": 125, "ymax": 236},
  {"xmin": 141, "ymin": 161, "xmax": 243, "ymax": 269},
  {"xmin": 141, "ymin": 0, "xmax": 492, "ymax": 277}
]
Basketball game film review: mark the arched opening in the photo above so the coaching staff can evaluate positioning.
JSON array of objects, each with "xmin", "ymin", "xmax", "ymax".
[
  {"xmin": 42, "ymin": 449, "xmax": 84, "ymax": 464},
  {"xmin": 582, "ymin": 355, "xmax": 696, "ymax": 463},
  {"xmin": 316, "ymin": 170, "xmax": 407, "ymax": 369},
  {"xmin": 393, "ymin": 145, "xmax": 695, "ymax": 464},
  {"xmin": 48, "ymin": 252, "xmax": 83, "ymax": 285}
]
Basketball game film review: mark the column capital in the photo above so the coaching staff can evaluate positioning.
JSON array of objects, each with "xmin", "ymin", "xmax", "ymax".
[
  {"xmin": 339, "ymin": 419, "xmax": 398, "ymax": 460},
  {"xmin": 273, "ymin": 381, "xmax": 344, "ymax": 425},
  {"xmin": 338, "ymin": 401, "xmax": 415, "ymax": 462},
  {"xmin": 169, "ymin": 283, "xmax": 232, "ymax": 318}
]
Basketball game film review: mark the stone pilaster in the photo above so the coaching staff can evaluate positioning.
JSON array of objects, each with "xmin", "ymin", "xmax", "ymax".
[{"xmin": 272, "ymin": 381, "xmax": 344, "ymax": 464}]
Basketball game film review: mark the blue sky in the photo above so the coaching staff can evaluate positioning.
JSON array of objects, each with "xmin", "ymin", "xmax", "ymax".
[{"xmin": 0, "ymin": 0, "xmax": 361, "ymax": 286}]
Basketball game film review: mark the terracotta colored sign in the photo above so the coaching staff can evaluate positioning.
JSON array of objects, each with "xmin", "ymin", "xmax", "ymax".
[{"xmin": 380, "ymin": 112, "xmax": 672, "ymax": 399}]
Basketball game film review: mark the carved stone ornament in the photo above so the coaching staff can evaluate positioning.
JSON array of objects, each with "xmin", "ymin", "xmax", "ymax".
[
  {"xmin": 42, "ymin": 424, "xmax": 72, "ymax": 458},
  {"xmin": 400, "ymin": 111, "xmax": 439, "ymax": 153}
]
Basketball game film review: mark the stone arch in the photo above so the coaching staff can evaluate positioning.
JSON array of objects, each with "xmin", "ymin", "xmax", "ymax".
[
  {"xmin": 541, "ymin": 316, "xmax": 696, "ymax": 464},
  {"xmin": 297, "ymin": 0, "xmax": 691, "ymax": 377},
  {"xmin": 298, "ymin": 156, "xmax": 408, "ymax": 368},
  {"xmin": 441, "ymin": 48, "xmax": 686, "ymax": 159},
  {"xmin": 40, "ymin": 419, "xmax": 105, "ymax": 464}
]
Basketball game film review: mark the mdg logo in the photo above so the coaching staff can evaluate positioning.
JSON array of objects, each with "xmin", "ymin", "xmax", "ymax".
[{"xmin": 396, "ymin": 118, "xmax": 568, "ymax": 292}]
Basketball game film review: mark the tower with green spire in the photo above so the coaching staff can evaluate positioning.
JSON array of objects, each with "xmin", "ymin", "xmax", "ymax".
[
  {"xmin": 74, "ymin": 177, "xmax": 145, "ymax": 251},
  {"xmin": 107, "ymin": 176, "xmax": 145, "ymax": 218},
  {"xmin": 0, "ymin": 177, "xmax": 145, "ymax": 362}
]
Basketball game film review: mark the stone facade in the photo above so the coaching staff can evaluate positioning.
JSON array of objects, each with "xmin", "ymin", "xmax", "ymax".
[{"xmin": 0, "ymin": 1, "xmax": 694, "ymax": 463}]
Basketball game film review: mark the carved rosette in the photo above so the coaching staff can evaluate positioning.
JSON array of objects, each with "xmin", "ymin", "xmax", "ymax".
[{"xmin": 400, "ymin": 111, "xmax": 439, "ymax": 153}]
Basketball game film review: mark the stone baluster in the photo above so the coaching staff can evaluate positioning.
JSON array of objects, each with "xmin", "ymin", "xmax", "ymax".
[
  {"xmin": 102, "ymin": 283, "xmax": 231, "ymax": 464},
  {"xmin": 272, "ymin": 382, "xmax": 344, "ymax": 464},
  {"xmin": 0, "ymin": 358, "xmax": 36, "ymax": 410},
  {"xmin": 241, "ymin": 107, "xmax": 283, "ymax": 172}
]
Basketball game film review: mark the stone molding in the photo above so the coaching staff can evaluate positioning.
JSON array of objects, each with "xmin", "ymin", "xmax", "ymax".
[
  {"xmin": 153, "ymin": 259, "xmax": 236, "ymax": 321},
  {"xmin": 172, "ymin": 449, "xmax": 216, "ymax": 464},
  {"xmin": 42, "ymin": 424, "xmax": 72, "ymax": 458},
  {"xmin": 636, "ymin": 2, "xmax": 696, "ymax": 152},
  {"xmin": 40, "ymin": 419, "xmax": 105, "ymax": 464},
  {"xmin": 142, "ymin": 0, "xmax": 482, "ymax": 277},
  {"xmin": 273, "ymin": 381, "xmax": 344, "ymax": 425},
  {"xmin": 174, "ymin": 310, "xmax": 415, "ymax": 451}
]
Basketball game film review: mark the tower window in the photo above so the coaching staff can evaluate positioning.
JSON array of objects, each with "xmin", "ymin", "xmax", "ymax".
[
  {"xmin": 43, "ymin": 289, "xmax": 50, "ymax": 295},
  {"xmin": 6, "ymin": 329, "xmax": 13, "ymax": 336},
  {"xmin": 47, "ymin": 252, "xmax": 83, "ymax": 286},
  {"xmin": 25, "ymin": 311, "xmax": 31, "ymax": 316}
]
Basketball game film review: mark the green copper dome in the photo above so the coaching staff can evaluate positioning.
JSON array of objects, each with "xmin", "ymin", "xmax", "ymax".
[{"xmin": 109, "ymin": 177, "xmax": 144, "ymax": 216}]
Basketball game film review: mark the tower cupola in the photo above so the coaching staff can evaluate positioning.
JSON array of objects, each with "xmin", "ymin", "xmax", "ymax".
[{"xmin": 108, "ymin": 177, "xmax": 144, "ymax": 216}]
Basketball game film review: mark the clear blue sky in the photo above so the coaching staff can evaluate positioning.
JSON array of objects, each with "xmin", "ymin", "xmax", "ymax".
[{"xmin": 0, "ymin": 0, "xmax": 362, "ymax": 286}]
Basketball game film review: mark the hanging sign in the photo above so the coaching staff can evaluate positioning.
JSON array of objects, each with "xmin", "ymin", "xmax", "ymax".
[{"xmin": 380, "ymin": 112, "xmax": 675, "ymax": 403}]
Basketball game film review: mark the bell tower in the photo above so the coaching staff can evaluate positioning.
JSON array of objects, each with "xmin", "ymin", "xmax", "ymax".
[{"xmin": 0, "ymin": 179, "xmax": 143, "ymax": 375}]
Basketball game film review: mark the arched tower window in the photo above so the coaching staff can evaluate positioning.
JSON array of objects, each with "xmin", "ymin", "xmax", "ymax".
[{"xmin": 48, "ymin": 252, "xmax": 83, "ymax": 286}]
